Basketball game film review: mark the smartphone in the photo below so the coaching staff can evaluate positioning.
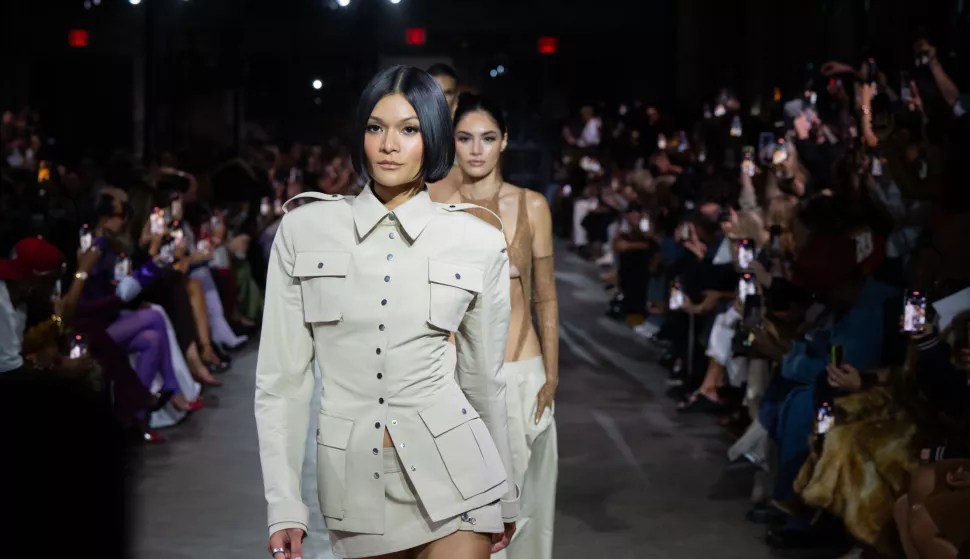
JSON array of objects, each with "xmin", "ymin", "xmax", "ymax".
[
  {"xmin": 170, "ymin": 197, "xmax": 183, "ymax": 220},
  {"xmin": 51, "ymin": 279, "xmax": 62, "ymax": 304},
  {"xmin": 79, "ymin": 225, "xmax": 93, "ymax": 252},
  {"xmin": 854, "ymin": 231, "xmax": 873, "ymax": 263},
  {"xmin": 743, "ymin": 293, "xmax": 763, "ymax": 329},
  {"xmin": 816, "ymin": 402, "xmax": 835, "ymax": 439},
  {"xmin": 37, "ymin": 160, "xmax": 51, "ymax": 183},
  {"xmin": 903, "ymin": 290, "xmax": 928, "ymax": 333},
  {"xmin": 871, "ymin": 155, "xmax": 884, "ymax": 177},
  {"xmin": 900, "ymin": 71, "xmax": 913, "ymax": 103},
  {"xmin": 260, "ymin": 197, "xmax": 271, "ymax": 216},
  {"xmin": 113, "ymin": 254, "xmax": 131, "ymax": 282},
  {"xmin": 679, "ymin": 223, "xmax": 691, "ymax": 242},
  {"xmin": 742, "ymin": 146, "xmax": 756, "ymax": 177},
  {"xmin": 68, "ymin": 335, "xmax": 88, "ymax": 360},
  {"xmin": 639, "ymin": 217, "xmax": 650, "ymax": 233},
  {"xmin": 677, "ymin": 131, "xmax": 689, "ymax": 153},
  {"xmin": 769, "ymin": 225, "xmax": 783, "ymax": 253},
  {"xmin": 738, "ymin": 273, "xmax": 757, "ymax": 303},
  {"xmin": 150, "ymin": 207, "xmax": 166, "ymax": 235},
  {"xmin": 757, "ymin": 133, "xmax": 775, "ymax": 165},
  {"xmin": 657, "ymin": 133, "xmax": 667, "ymax": 150},
  {"xmin": 737, "ymin": 239, "xmax": 755, "ymax": 269},
  {"xmin": 772, "ymin": 138, "xmax": 788, "ymax": 165},
  {"xmin": 669, "ymin": 281, "xmax": 685, "ymax": 311},
  {"xmin": 830, "ymin": 345, "xmax": 844, "ymax": 367},
  {"xmin": 730, "ymin": 116, "xmax": 743, "ymax": 138}
]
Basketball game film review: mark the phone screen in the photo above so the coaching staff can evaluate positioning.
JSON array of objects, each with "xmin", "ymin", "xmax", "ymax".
[
  {"xmin": 772, "ymin": 139, "xmax": 788, "ymax": 165},
  {"xmin": 830, "ymin": 345, "xmax": 844, "ymax": 367},
  {"xmin": 738, "ymin": 274, "xmax": 757, "ymax": 303},
  {"xmin": 903, "ymin": 290, "xmax": 928, "ymax": 333},
  {"xmin": 150, "ymin": 208, "xmax": 166, "ymax": 235},
  {"xmin": 69, "ymin": 335, "xmax": 88, "ymax": 360},
  {"xmin": 743, "ymin": 293, "xmax": 762, "ymax": 329},
  {"xmin": 79, "ymin": 225, "xmax": 93, "ymax": 252},
  {"xmin": 854, "ymin": 231, "xmax": 874, "ymax": 263},
  {"xmin": 816, "ymin": 402, "xmax": 834, "ymax": 437},
  {"xmin": 113, "ymin": 255, "xmax": 131, "ymax": 282},
  {"xmin": 657, "ymin": 134, "xmax": 667, "ymax": 150},
  {"xmin": 742, "ymin": 146, "xmax": 756, "ymax": 177},
  {"xmin": 639, "ymin": 217, "xmax": 650, "ymax": 233},
  {"xmin": 758, "ymin": 133, "xmax": 774, "ymax": 164},
  {"xmin": 737, "ymin": 239, "xmax": 755, "ymax": 269},
  {"xmin": 170, "ymin": 198, "xmax": 183, "ymax": 220},
  {"xmin": 669, "ymin": 282, "xmax": 685, "ymax": 311},
  {"xmin": 679, "ymin": 223, "xmax": 691, "ymax": 242}
]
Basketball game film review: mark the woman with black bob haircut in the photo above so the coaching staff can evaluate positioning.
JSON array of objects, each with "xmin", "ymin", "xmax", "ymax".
[{"xmin": 255, "ymin": 65, "xmax": 520, "ymax": 559}]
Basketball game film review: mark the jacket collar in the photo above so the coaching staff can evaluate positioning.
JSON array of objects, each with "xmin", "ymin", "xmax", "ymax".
[{"xmin": 353, "ymin": 183, "xmax": 434, "ymax": 241}]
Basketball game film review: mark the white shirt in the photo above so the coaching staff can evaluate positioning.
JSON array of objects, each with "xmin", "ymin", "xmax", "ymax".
[{"xmin": 0, "ymin": 281, "xmax": 28, "ymax": 373}]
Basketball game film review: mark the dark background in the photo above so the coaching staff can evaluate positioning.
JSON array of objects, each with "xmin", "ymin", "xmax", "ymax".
[{"xmin": 2, "ymin": 0, "xmax": 967, "ymax": 163}]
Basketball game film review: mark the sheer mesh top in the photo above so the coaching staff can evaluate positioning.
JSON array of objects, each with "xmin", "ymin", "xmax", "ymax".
[{"xmin": 460, "ymin": 188, "xmax": 534, "ymax": 357}]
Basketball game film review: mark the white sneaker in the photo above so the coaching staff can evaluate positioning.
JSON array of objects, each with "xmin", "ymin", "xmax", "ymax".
[
  {"xmin": 633, "ymin": 322, "xmax": 660, "ymax": 338},
  {"xmin": 595, "ymin": 251, "xmax": 614, "ymax": 267}
]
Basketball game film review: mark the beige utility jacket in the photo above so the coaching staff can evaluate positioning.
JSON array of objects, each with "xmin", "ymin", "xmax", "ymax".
[{"xmin": 255, "ymin": 185, "xmax": 519, "ymax": 538}]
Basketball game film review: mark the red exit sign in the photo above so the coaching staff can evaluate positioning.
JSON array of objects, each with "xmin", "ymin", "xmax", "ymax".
[
  {"xmin": 69, "ymin": 29, "xmax": 89, "ymax": 48},
  {"xmin": 538, "ymin": 37, "xmax": 557, "ymax": 54},
  {"xmin": 405, "ymin": 28, "xmax": 426, "ymax": 46}
]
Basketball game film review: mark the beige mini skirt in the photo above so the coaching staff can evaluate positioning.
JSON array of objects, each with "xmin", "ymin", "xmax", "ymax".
[{"xmin": 329, "ymin": 448, "xmax": 503, "ymax": 559}]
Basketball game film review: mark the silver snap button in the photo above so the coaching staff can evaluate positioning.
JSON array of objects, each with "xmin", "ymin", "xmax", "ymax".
[
  {"xmin": 461, "ymin": 408, "xmax": 467, "ymax": 415},
  {"xmin": 391, "ymin": 420, "xmax": 398, "ymax": 425},
  {"xmin": 376, "ymin": 348, "xmax": 382, "ymax": 355},
  {"xmin": 373, "ymin": 448, "xmax": 379, "ymax": 455},
  {"xmin": 384, "ymin": 275, "xmax": 390, "ymax": 282},
  {"xmin": 455, "ymin": 273, "xmax": 461, "ymax": 280},
  {"xmin": 449, "ymin": 205, "xmax": 456, "ymax": 208},
  {"xmin": 388, "ymin": 214, "xmax": 396, "ymax": 221},
  {"xmin": 400, "ymin": 443, "xmax": 406, "ymax": 448},
  {"xmin": 410, "ymin": 465, "xmax": 416, "ymax": 471},
  {"xmin": 374, "ymin": 472, "xmax": 380, "ymax": 479},
  {"xmin": 379, "ymin": 324, "xmax": 385, "ymax": 331},
  {"xmin": 470, "ymin": 518, "xmax": 477, "ymax": 525},
  {"xmin": 317, "ymin": 262, "xmax": 324, "ymax": 269},
  {"xmin": 387, "ymin": 254, "xmax": 394, "ymax": 261},
  {"xmin": 377, "ymin": 372, "xmax": 383, "ymax": 379},
  {"xmin": 389, "ymin": 232, "xmax": 396, "ymax": 240},
  {"xmin": 375, "ymin": 422, "xmax": 381, "ymax": 429},
  {"xmin": 381, "ymin": 299, "xmax": 387, "ymax": 306}
]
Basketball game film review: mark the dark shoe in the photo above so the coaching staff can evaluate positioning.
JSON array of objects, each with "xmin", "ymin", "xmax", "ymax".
[
  {"xmin": 149, "ymin": 390, "xmax": 175, "ymax": 412},
  {"xmin": 746, "ymin": 503, "xmax": 787, "ymax": 526},
  {"xmin": 677, "ymin": 391, "xmax": 725, "ymax": 414},
  {"xmin": 765, "ymin": 528, "xmax": 818, "ymax": 550}
]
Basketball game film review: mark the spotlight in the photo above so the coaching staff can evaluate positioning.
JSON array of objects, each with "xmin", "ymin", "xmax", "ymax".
[
  {"xmin": 389, "ymin": 0, "xmax": 402, "ymax": 3},
  {"xmin": 312, "ymin": 79, "xmax": 323, "ymax": 90},
  {"xmin": 496, "ymin": 65, "xmax": 505, "ymax": 75},
  {"xmin": 93, "ymin": 0, "xmax": 101, "ymax": 4},
  {"xmin": 336, "ymin": 0, "xmax": 351, "ymax": 6},
  {"xmin": 489, "ymin": 69, "xmax": 498, "ymax": 78},
  {"xmin": 129, "ymin": 0, "xmax": 141, "ymax": 4}
]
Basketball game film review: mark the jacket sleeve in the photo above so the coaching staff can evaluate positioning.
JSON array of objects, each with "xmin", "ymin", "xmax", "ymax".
[
  {"xmin": 254, "ymin": 217, "xmax": 316, "ymax": 538},
  {"xmin": 454, "ymin": 243, "xmax": 518, "ymax": 521}
]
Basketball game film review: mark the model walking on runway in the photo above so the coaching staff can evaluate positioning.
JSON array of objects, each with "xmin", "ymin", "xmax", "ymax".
[
  {"xmin": 452, "ymin": 93, "xmax": 560, "ymax": 559},
  {"xmin": 255, "ymin": 66, "xmax": 518, "ymax": 559}
]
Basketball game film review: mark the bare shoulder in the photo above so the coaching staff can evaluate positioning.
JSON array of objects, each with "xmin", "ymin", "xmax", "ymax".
[
  {"xmin": 427, "ymin": 170, "xmax": 461, "ymax": 204},
  {"xmin": 521, "ymin": 187, "xmax": 551, "ymax": 220}
]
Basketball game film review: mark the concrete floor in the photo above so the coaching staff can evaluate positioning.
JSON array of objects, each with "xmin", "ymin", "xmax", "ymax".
[{"xmin": 132, "ymin": 248, "xmax": 774, "ymax": 559}]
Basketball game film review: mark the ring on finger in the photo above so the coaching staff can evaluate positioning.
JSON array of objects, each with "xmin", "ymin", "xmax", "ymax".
[{"xmin": 271, "ymin": 548, "xmax": 286, "ymax": 556}]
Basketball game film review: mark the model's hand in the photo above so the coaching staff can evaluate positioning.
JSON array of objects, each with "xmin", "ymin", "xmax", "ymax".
[
  {"xmin": 535, "ymin": 380, "xmax": 557, "ymax": 425},
  {"xmin": 491, "ymin": 522, "xmax": 516, "ymax": 553},
  {"xmin": 268, "ymin": 527, "xmax": 305, "ymax": 559}
]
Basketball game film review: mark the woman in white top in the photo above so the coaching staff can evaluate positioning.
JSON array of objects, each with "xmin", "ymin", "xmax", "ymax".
[{"xmin": 256, "ymin": 66, "xmax": 518, "ymax": 559}]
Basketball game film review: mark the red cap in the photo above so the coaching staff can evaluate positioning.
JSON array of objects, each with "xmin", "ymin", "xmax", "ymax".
[{"xmin": 0, "ymin": 238, "xmax": 65, "ymax": 281}]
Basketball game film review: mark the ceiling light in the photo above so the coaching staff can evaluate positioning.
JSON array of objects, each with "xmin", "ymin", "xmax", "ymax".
[
  {"xmin": 129, "ymin": 0, "xmax": 141, "ymax": 4},
  {"xmin": 312, "ymin": 79, "xmax": 323, "ymax": 90},
  {"xmin": 489, "ymin": 69, "xmax": 498, "ymax": 78},
  {"xmin": 337, "ymin": 0, "xmax": 351, "ymax": 6}
]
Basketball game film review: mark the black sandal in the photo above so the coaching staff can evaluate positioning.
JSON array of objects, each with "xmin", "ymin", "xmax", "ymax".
[{"xmin": 676, "ymin": 391, "xmax": 724, "ymax": 414}]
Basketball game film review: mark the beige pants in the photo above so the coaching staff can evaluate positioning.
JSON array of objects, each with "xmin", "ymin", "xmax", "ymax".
[{"xmin": 494, "ymin": 356, "xmax": 558, "ymax": 559}]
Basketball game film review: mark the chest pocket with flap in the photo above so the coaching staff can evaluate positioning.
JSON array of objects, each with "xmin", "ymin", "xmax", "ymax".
[
  {"xmin": 293, "ymin": 251, "xmax": 350, "ymax": 323},
  {"xmin": 428, "ymin": 259, "xmax": 484, "ymax": 333}
]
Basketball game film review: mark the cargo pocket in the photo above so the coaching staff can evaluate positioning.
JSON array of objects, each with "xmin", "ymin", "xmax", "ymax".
[
  {"xmin": 316, "ymin": 412, "xmax": 355, "ymax": 520},
  {"xmin": 428, "ymin": 259, "xmax": 483, "ymax": 332},
  {"xmin": 419, "ymin": 397, "xmax": 506, "ymax": 499},
  {"xmin": 293, "ymin": 251, "xmax": 350, "ymax": 323}
]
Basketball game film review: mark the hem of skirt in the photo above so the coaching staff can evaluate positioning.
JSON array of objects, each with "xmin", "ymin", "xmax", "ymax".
[{"xmin": 331, "ymin": 525, "xmax": 460, "ymax": 559}]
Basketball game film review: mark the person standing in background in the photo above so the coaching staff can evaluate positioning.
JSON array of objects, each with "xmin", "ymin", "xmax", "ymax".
[{"xmin": 428, "ymin": 63, "xmax": 464, "ymax": 205}]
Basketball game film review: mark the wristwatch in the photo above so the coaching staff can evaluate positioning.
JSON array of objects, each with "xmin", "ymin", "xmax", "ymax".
[{"xmin": 75, "ymin": 271, "xmax": 89, "ymax": 281}]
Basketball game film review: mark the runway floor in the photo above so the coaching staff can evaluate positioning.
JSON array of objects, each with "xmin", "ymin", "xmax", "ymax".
[{"xmin": 132, "ymin": 246, "xmax": 773, "ymax": 559}]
